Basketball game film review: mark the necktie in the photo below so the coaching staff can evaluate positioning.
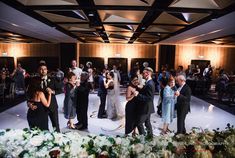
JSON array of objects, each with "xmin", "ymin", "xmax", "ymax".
[{"xmin": 41, "ymin": 79, "xmax": 47, "ymax": 89}]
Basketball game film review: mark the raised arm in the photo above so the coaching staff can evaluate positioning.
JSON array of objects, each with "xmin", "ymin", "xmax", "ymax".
[
  {"xmin": 126, "ymin": 86, "xmax": 135, "ymax": 101},
  {"xmin": 39, "ymin": 90, "xmax": 52, "ymax": 107}
]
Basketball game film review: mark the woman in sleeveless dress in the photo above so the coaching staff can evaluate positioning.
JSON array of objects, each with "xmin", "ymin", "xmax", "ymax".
[
  {"xmin": 27, "ymin": 77, "xmax": 52, "ymax": 131},
  {"xmin": 125, "ymin": 75, "xmax": 140, "ymax": 135}
]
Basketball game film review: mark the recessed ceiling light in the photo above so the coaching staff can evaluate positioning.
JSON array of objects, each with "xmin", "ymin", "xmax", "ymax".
[
  {"xmin": 88, "ymin": 13, "xmax": 94, "ymax": 17},
  {"xmin": 11, "ymin": 23, "xmax": 19, "ymax": 27},
  {"xmin": 141, "ymin": 27, "xmax": 146, "ymax": 30}
]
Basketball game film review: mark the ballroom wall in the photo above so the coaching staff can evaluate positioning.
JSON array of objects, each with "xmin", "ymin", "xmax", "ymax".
[
  {"xmin": 78, "ymin": 43, "xmax": 158, "ymax": 71},
  {"xmin": 175, "ymin": 44, "xmax": 235, "ymax": 73},
  {"xmin": 0, "ymin": 43, "xmax": 59, "ymax": 57},
  {"xmin": 0, "ymin": 43, "xmax": 60, "ymax": 66}
]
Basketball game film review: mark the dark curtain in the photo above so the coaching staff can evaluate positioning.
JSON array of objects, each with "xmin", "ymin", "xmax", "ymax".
[
  {"xmin": 158, "ymin": 45, "xmax": 175, "ymax": 71},
  {"xmin": 60, "ymin": 43, "xmax": 77, "ymax": 73}
]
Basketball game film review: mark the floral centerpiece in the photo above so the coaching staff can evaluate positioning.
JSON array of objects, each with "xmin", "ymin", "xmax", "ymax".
[{"xmin": 0, "ymin": 124, "xmax": 234, "ymax": 158}]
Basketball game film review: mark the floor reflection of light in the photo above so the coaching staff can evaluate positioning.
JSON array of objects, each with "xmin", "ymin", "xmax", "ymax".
[{"xmin": 208, "ymin": 104, "xmax": 215, "ymax": 112}]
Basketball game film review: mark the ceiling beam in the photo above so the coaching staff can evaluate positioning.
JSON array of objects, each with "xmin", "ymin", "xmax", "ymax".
[
  {"xmin": 76, "ymin": 0, "xmax": 109, "ymax": 43},
  {"xmin": 27, "ymin": 5, "xmax": 219, "ymax": 13},
  {"xmin": 128, "ymin": 0, "xmax": 175, "ymax": 44},
  {"xmin": 195, "ymin": 34, "xmax": 235, "ymax": 44},
  {"xmin": 152, "ymin": 3, "xmax": 235, "ymax": 44},
  {"xmin": 1, "ymin": 0, "xmax": 85, "ymax": 43},
  {"xmin": 56, "ymin": 21, "xmax": 188, "ymax": 26},
  {"xmin": 0, "ymin": 28, "xmax": 50, "ymax": 43}
]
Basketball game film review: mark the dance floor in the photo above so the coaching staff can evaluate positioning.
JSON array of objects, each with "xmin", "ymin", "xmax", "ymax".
[{"xmin": 0, "ymin": 93, "xmax": 234, "ymax": 136}]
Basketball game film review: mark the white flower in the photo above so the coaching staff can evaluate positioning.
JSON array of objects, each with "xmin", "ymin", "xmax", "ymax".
[
  {"xmin": 146, "ymin": 152, "xmax": 157, "ymax": 158},
  {"xmin": 79, "ymin": 149, "xmax": 88, "ymax": 158},
  {"xmin": 144, "ymin": 145, "xmax": 152, "ymax": 154},
  {"xmin": 132, "ymin": 143, "xmax": 144, "ymax": 154},
  {"xmin": 29, "ymin": 135, "xmax": 44, "ymax": 146},
  {"xmin": 115, "ymin": 137, "xmax": 122, "ymax": 145},
  {"xmin": 64, "ymin": 144, "xmax": 70, "ymax": 153},
  {"xmin": 88, "ymin": 154, "xmax": 96, "ymax": 158}
]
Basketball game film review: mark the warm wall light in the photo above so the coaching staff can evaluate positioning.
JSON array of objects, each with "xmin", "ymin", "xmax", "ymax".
[
  {"xmin": 115, "ymin": 53, "xmax": 121, "ymax": 57},
  {"xmin": 198, "ymin": 55, "xmax": 204, "ymax": 59},
  {"xmin": 2, "ymin": 51, "xmax": 7, "ymax": 56}
]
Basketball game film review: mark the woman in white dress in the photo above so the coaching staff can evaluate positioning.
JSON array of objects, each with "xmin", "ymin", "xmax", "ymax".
[{"xmin": 104, "ymin": 71, "xmax": 117, "ymax": 119}]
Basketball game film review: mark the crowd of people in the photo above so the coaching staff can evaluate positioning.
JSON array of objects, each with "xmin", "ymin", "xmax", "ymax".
[
  {"xmin": 4, "ymin": 59, "xmax": 235, "ymax": 136},
  {"xmin": 20, "ymin": 59, "xmax": 194, "ymax": 137}
]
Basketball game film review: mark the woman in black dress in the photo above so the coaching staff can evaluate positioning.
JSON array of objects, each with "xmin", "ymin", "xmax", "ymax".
[
  {"xmin": 27, "ymin": 77, "xmax": 52, "ymax": 130},
  {"xmin": 125, "ymin": 75, "xmax": 139, "ymax": 135}
]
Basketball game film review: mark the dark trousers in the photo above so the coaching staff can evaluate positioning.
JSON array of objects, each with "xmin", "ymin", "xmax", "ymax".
[
  {"xmin": 98, "ymin": 94, "xmax": 106, "ymax": 117},
  {"xmin": 176, "ymin": 108, "xmax": 188, "ymax": 134},
  {"xmin": 48, "ymin": 109, "xmax": 60, "ymax": 132},
  {"xmin": 77, "ymin": 103, "xmax": 88, "ymax": 127},
  {"xmin": 137, "ymin": 114, "xmax": 153, "ymax": 136}
]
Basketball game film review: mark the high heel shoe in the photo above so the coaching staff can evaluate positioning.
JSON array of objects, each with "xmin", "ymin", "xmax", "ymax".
[{"xmin": 67, "ymin": 121, "xmax": 76, "ymax": 129}]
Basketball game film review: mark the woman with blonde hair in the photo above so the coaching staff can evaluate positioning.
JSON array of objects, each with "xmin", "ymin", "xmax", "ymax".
[{"xmin": 161, "ymin": 77, "xmax": 176, "ymax": 134}]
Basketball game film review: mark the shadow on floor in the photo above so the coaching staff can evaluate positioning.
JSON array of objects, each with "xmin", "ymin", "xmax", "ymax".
[{"xmin": 0, "ymin": 95, "xmax": 26, "ymax": 113}]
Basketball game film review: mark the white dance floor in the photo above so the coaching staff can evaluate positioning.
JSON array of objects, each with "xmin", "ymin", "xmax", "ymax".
[{"xmin": 0, "ymin": 93, "xmax": 234, "ymax": 136}]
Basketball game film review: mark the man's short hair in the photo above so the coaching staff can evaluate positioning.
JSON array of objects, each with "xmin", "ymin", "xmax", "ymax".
[
  {"xmin": 38, "ymin": 62, "xmax": 47, "ymax": 68},
  {"xmin": 144, "ymin": 67, "xmax": 153, "ymax": 73}
]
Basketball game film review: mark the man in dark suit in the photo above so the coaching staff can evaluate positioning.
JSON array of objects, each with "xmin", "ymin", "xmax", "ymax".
[
  {"xmin": 76, "ymin": 72, "xmax": 90, "ymax": 130},
  {"xmin": 175, "ymin": 75, "xmax": 191, "ymax": 134},
  {"xmin": 38, "ymin": 63, "xmax": 60, "ymax": 132},
  {"xmin": 135, "ymin": 67, "xmax": 155, "ymax": 136},
  {"xmin": 97, "ymin": 69, "xmax": 107, "ymax": 118}
]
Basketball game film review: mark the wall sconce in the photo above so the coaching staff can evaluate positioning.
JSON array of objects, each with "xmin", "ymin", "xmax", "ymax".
[
  {"xmin": 198, "ymin": 55, "xmax": 204, "ymax": 59},
  {"xmin": 115, "ymin": 53, "xmax": 121, "ymax": 57},
  {"xmin": 2, "ymin": 51, "xmax": 7, "ymax": 56}
]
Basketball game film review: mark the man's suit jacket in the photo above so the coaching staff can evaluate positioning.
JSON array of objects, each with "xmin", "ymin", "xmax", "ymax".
[
  {"xmin": 41, "ymin": 76, "xmax": 60, "ymax": 112},
  {"xmin": 136, "ymin": 79, "xmax": 155, "ymax": 115},
  {"xmin": 98, "ymin": 75, "xmax": 107, "ymax": 96},
  {"xmin": 176, "ymin": 84, "xmax": 191, "ymax": 113}
]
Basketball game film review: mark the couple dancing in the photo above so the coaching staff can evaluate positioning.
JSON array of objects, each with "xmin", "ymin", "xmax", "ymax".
[
  {"xmin": 97, "ymin": 69, "xmax": 124, "ymax": 120},
  {"xmin": 125, "ymin": 67, "xmax": 155, "ymax": 136}
]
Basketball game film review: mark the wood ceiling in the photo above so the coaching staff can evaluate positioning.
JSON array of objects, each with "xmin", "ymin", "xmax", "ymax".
[{"xmin": 0, "ymin": 0, "xmax": 235, "ymax": 45}]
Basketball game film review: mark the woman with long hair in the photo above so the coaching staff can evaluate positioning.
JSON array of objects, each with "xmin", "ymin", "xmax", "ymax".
[
  {"xmin": 27, "ymin": 76, "xmax": 52, "ymax": 130},
  {"xmin": 104, "ymin": 71, "xmax": 117, "ymax": 119},
  {"xmin": 125, "ymin": 75, "xmax": 139, "ymax": 135}
]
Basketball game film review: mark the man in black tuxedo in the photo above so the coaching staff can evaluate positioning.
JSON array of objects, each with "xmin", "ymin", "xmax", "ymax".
[
  {"xmin": 175, "ymin": 75, "xmax": 191, "ymax": 134},
  {"xmin": 135, "ymin": 67, "xmax": 155, "ymax": 136},
  {"xmin": 76, "ymin": 72, "xmax": 90, "ymax": 130},
  {"xmin": 97, "ymin": 69, "xmax": 107, "ymax": 118},
  {"xmin": 38, "ymin": 63, "xmax": 60, "ymax": 132}
]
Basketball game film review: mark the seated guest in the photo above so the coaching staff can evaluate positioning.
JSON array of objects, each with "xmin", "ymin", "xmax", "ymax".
[
  {"xmin": 76, "ymin": 72, "xmax": 90, "ymax": 130},
  {"xmin": 63, "ymin": 72, "xmax": 77, "ymax": 129},
  {"xmin": 161, "ymin": 77, "xmax": 176, "ymax": 134},
  {"xmin": 125, "ymin": 75, "xmax": 139, "ymax": 135},
  {"xmin": 27, "ymin": 77, "xmax": 53, "ymax": 130},
  {"xmin": 0, "ymin": 71, "xmax": 12, "ymax": 96}
]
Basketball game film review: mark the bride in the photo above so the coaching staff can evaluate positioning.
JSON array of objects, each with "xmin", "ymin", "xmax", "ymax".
[{"xmin": 104, "ymin": 71, "xmax": 124, "ymax": 120}]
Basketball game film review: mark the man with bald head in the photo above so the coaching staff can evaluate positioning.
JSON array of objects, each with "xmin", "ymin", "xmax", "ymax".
[{"xmin": 175, "ymin": 75, "xmax": 191, "ymax": 134}]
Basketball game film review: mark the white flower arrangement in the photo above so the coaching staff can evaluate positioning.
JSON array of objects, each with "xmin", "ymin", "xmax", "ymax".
[{"xmin": 0, "ymin": 124, "xmax": 234, "ymax": 158}]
